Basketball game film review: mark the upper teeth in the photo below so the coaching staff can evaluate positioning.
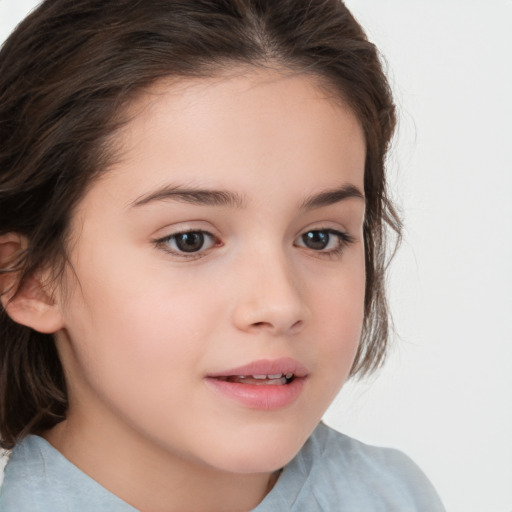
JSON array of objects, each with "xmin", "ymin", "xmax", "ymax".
[{"xmin": 237, "ymin": 373, "xmax": 294, "ymax": 379}]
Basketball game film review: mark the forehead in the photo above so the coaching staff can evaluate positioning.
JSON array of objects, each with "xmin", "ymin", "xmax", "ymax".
[{"xmin": 85, "ymin": 69, "xmax": 366, "ymax": 209}]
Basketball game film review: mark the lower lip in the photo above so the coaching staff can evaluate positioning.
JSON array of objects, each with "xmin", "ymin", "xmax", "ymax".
[{"xmin": 205, "ymin": 377, "xmax": 306, "ymax": 410}]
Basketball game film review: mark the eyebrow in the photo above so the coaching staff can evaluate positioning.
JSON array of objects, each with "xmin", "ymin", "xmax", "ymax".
[
  {"xmin": 130, "ymin": 186, "xmax": 247, "ymax": 209},
  {"xmin": 299, "ymin": 184, "xmax": 364, "ymax": 209},
  {"xmin": 130, "ymin": 183, "xmax": 364, "ymax": 210}
]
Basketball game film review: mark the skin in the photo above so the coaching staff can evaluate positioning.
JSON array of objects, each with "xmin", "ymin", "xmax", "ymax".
[{"xmin": 29, "ymin": 69, "xmax": 366, "ymax": 511}]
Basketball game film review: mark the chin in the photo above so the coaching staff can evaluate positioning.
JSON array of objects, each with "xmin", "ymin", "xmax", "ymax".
[
  {"xmin": 215, "ymin": 448, "xmax": 297, "ymax": 475},
  {"xmin": 201, "ymin": 424, "xmax": 311, "ymax": 474}
]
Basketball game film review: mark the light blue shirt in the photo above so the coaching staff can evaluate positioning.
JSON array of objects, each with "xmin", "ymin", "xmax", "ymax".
[{"xmin": 0, "ymin": 422, "xmax": 445, "ymax": 511}]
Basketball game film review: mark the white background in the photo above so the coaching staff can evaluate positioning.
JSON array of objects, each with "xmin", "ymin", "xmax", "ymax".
[{"xmin": 1, "ymin": 1, "xmax": 511, "ymax": 511}]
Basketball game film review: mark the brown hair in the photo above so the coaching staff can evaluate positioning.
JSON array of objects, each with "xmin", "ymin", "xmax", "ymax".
[{"xmin": 0, "ymin": 0, "xmax": 400, "ymax": 449}]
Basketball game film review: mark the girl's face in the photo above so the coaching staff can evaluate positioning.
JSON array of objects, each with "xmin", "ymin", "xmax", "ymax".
[{"xmin": 51, "ymin": 70, "xmax": 366, "ymax": 479}]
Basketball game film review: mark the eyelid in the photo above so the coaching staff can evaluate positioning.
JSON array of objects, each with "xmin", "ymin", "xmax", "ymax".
[
  {"xmin": 294, "ymin": 227, "xmax": 355, "ymax": 257},
  {"xmin": 153, "ymin": 228, "xmax": 221, "ymax": 259},
  {"xmin": 151, "ymin": 223, "xmax": 355, "ymax": 261}
]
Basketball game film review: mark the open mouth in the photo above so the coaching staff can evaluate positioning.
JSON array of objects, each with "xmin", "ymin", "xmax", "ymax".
[
  {"xmin": 215, "ymin": 373, "xmax": 296, "ymax": 385},
  {"xmin": 205, "ymin": 358, "xmax": 308, "ymax": 409}
]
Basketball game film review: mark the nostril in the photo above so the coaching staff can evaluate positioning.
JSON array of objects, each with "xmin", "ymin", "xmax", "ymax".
[
  {"xmin": 248, "ymin": 319, "xmax": 304, "ymax": 334},
  {"xmin": 290, "ymin": 320, "xmax": 303, "ymax": 332}
]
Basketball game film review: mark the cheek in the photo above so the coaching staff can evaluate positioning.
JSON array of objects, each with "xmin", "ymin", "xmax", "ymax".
[
  {"xmin": 57, "ymin": 280, "xmax": 214, "ymax": 439},
  {"xmin": 58, "ymin": 244, "xmax": 230, "ymax": 392},
  {"xmin": 310, "ymin": 255, "xmax": 365, "ymax": 377},
  {"xmin": 316, "ymin": 244, "xmax": 365, "ymax": 320}
]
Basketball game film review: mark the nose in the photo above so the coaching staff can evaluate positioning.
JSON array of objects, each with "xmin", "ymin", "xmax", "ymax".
[{"xmin": 231, "ymin": 250, "xmax": 309, "ymax": 336}]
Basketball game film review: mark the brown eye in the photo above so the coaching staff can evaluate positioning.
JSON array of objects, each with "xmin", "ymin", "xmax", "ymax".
[
  {"xmin": 159, "ymin": 230, "xmax": 217, "ymax": 255},
  {"xmin": 174, "ymin": 232, "xmax": 206, "ymax": 252},
  {"xmin": 295, "ymin": 228, "xmax": 354, "ymax": 256},
  {"xmin": 301, "ymin": 230, "xmax": 330, "ymax": 250}
]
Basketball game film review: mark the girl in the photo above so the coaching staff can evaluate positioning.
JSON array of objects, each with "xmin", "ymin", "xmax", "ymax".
[{"xmin": 0, "ymin": 1, "xmax": 445, "ymax": 510}]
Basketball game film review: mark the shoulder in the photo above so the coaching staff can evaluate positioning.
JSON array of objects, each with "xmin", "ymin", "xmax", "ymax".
[
  {"xmin": 309, "ymin": 421, "xmax": 431, "ymax": 474},
  {"xmin": 284, "ymin": 422, "xmax": 445, "ymax": 511},
  {"xmin": 0, "ymin": 436, "xmax": 50, "ymax": 512},
  {"xmin": 0, "ymin": 435, "xmax": 137, "ymax": 512}
]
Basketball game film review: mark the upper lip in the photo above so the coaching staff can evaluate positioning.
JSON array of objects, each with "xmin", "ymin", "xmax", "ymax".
[{"xmin": 207, "ymin": 357, "xmax": 309, "ymax": 378}]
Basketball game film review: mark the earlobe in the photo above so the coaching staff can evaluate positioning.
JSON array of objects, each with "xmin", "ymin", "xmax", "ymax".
[{"xmin": 0, "ymin": 233, "xmax": 64, "ymax": 334}]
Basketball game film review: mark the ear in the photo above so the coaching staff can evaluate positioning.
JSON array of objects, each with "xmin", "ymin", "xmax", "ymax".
[{"xmin": 0, "ymin": 233, "xmax": 64, "ymax": 334}]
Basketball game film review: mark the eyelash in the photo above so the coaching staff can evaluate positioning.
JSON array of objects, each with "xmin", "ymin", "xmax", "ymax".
[
  {"xmin": 154, "ymin": 228, "xmax": 355, "ymax": 260},
  {"xmin": 154, "ymin": 230, "xmax": 220, "ymax": 260},
  {"xmin": 295, "ymin": 228, "xmax": 355, "ymax": 259}
]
